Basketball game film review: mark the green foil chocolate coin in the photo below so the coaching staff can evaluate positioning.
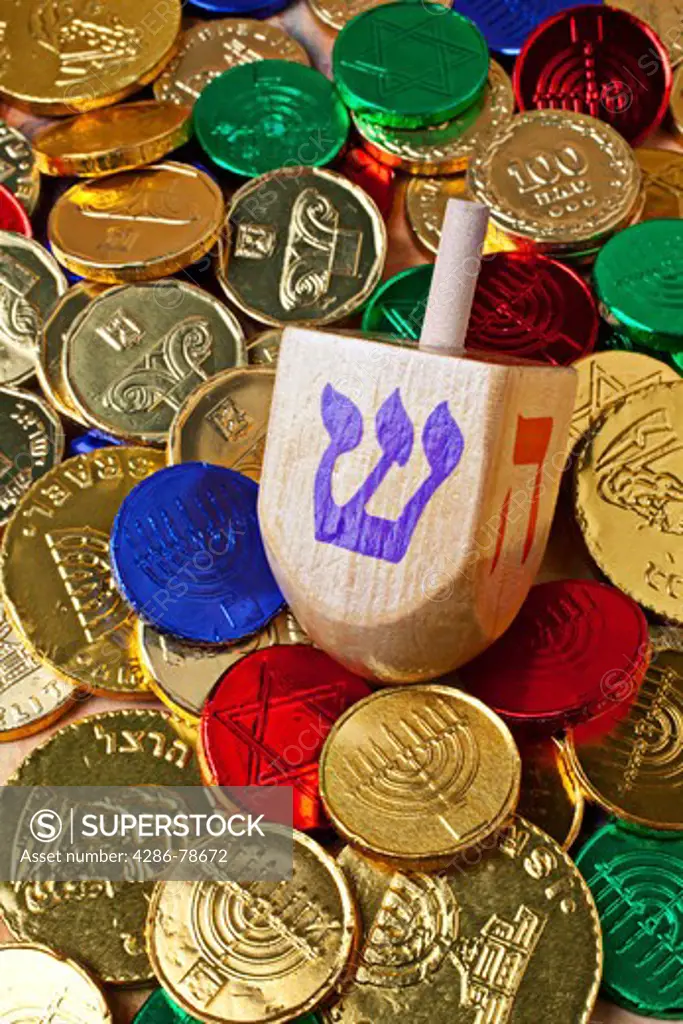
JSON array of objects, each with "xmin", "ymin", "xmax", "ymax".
[
  {"xmin": 193, "ymin": 60, "xmax": 349, "ymax": 177},
  {"xmin": 362, "ymin": 263, "xmax": 431, "ymax": 338},
  {"xmin": 135, "ymin": 990, "xmax": 323, "ymax": 1023},
  {"xmin": 594, "ymin": 219, "xmax": 683, "ymax": 353},
  {"xmin": 332, "ymin": 2, "xmax": 489, "ymax": 128},
  {"xmin": 576, "ymin": 820, "xmax": 683, "ymax": 1018}
]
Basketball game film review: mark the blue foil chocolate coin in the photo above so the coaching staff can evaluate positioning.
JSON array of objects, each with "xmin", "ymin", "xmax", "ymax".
[
  {"xmin": 456, "ymin": 0, "xmax": 602, "ymax": 56},
  {"xmin": 110, "ymin": 463, "xmax": 285, "ymax": 644}
]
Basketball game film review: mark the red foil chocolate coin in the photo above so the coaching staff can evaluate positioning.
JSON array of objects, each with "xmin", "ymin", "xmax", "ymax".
[
  {"xmin": 0, "ymin": 183, "xmax": 32, "ymax": 237},
  {"xmin": 466, "ymin": 252, "xmax": 599, "ymax": 364},
  {"xmin": 338, "ymin": 147, "xmax": 395, "ymax": 220},
  {"xmin": 514, "ymin": 5, "xmax": 672, "ymax": 146},
  {"xmin": 199, "ymin": 645, "xmax": 372, "ymax": 831},
  {"xmin": 459, "ymin": 580, "xmax": 650, "ymax": 732}
]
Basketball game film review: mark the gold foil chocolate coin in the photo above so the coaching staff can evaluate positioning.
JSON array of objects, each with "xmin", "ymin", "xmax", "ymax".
[
  {"xmin": 567, "ymin": 627, "xmax": 683, "ymax": 829},
  {"xmin": 147, "ymin": 831, "xmax": 358, "ymax": 1024},
  {"xmin": 329, "ymin": 826, "xmax": 602, "ymax": 1024},
  {"xmin": 48, "ymin": 162, "xmax": 224, "ymax": 283},
  {"xmin": 247, "ymin": 329, "xmax": 283, "ymax": 366},
  {"xmin": 467, "ymin": 111, "xmax": 642, "ymax": 254},
  {"xmin": 139, "ymin": 609, "xmax": 311, "ymax": 723},
  {"xmin": 168, "ymin": 367, "xmax": 273, "ymax": 480},
  {"xmin": 0, "ymin": 447, "xmax": 165, "ymax": 695},
  {"xmin": 33, "ymin": 101, "xmax": 193, "ymax": 178},
  {"xmin": 0, "ymin": 0, "xmax": 182, "ymax": 116},
  {"xmin": 0, "ymin": 708, "xmax": 200, "ymax": 985},
  {"xmin": 575, "ymin": 381, "xmax": 683, "ymax": 622},
  {"xmin": 636, "ymin": 147, "xmax": 683, "ymax": 219},
  {"xmin": 319, "ymin": 685, "xmax": 521, "ymax": 866},
  {"xmin": 0, "ymin": 944, "xmax": 112, "ymax": 1023},
  {"xmin": 354, "ymin": 60, "xmax": 514, "ymax": 176},
  {"xmin": 37, "ymin": 282, "xmax": 108, "ymax": 423},
  {"xmin": 405, "ymin": 175, "xmax": 521, "ymax": 256},
  {"xmin": 218, "ymin": 167, "xmax": 386, "ymax": 327},
  {"xmin": 63, "ymin": 281, "xmax": 245, "ymax": 444},
  {"xmin": 0, "ymin": 386, "xmax": 64, "ymax": 526},
  {"xmin": 0, "ymin": 121, "xmax": 40, "ymax": 214},
  {"xmin": 154, "ymin": 18, "xmax": 310, "ymax": 106},
  {"xmin": 0, "ymin": 600, "xmax": 74, "ymax": 742},
  {"xmin": 569, "ymin": 350, "xmax": 680, "ymax": 448},
  {"xmin": 0, "ymin": 232, "xmax": 68, "ymax": 384},
  {"xmin": 308, "ymin": 0, "xmax": 452, "ymax": 31},
  {"xmin": 612, "ymin": 0, "xmax": 683, "ymax": 67},
  {"xmin": 517, "ymin": 737, "xmax": 584, "ymax": 850}
]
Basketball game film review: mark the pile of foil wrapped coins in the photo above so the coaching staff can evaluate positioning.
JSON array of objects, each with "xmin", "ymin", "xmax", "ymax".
[{"xmin": 0, "ymin": 0, "xmax": 682, "ymax": 1021}]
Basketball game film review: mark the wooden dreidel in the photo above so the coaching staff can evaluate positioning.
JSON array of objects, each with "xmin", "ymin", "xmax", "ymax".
[{"xmin": 258, "ymin": 199, "xmax": 577, "ymax": 683}]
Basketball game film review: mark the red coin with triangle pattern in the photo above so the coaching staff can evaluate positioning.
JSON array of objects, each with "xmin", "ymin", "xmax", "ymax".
[{"xmin": 199, "ymin": 645, "xmax": 372, "ymax": 831}]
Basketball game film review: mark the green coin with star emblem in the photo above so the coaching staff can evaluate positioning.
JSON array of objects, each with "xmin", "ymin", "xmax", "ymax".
[
  {"xmin": 362, "ymin": 263, "xmax": 432, "ymax": 338},
  {"xmin": 332, "ymin": 1, "xmax": 489, "ymax": 128}
]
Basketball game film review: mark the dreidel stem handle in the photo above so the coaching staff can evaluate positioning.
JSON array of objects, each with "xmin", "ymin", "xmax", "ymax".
[{"xmin": 419, "ymin": 198, "xmax": 490, "ymax": 356}]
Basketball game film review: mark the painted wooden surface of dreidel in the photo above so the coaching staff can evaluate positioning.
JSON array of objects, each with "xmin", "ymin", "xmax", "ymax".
[{"xmin": 258, "ymin": 199, "xmax": 578, "ymax": 683}]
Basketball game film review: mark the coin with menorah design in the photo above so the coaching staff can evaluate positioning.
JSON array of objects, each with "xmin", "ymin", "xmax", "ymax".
[
  {"xmin": 318, "ymin": 685, "xmax": 521, "ymax": 866},
  {"xmin": 0, "ymin": 708, "xmax": 200, "ymax": 985},
  {"xmin": 168, "ymin": 367, "xmax": 273, "ymax": 481},
  {"xmin": 48, "ymin": 162, "xmax": 224, "ymax": 283},
  {"xmin": 575, "ymin": 819, "xmax": 683, "ymax": 1017},
  {"xmin": 63, "ymin": 281, "xmax": 245, "ymax": 445},
  {"xmin": 147, "ymin": 830, "xmax": 358, "ymax": 1023},
  {"xmin": 138, "ymin": 609, "xmax": 311, "ymax": 724},
  {"xmin": 200, "ymin": 646, "xmax": 371, "ymax": 830},
  {"xmin": 326, "ymin": 820, "xmax": 601, "ymax": 1024},
  {"xmin": 567, "ymin": 627, "xmax": 683, "ymax": 829},
  {"xmin": 594, "ymin": 219, "xmax": 683, "ymax": 352},
  {"xmin": 575, "ymin": 381, "xmax": 683, "ymax": 623},
  {"xmin": 110, "ymin": 463, "xmax": 285, "ymax": 644},
  {"xmin": 0, "ymin": 446, "xmax": 164, "ymax": 695},
  {"xmin": 0, "ymin": 944, "xmax": 112, "ymax": 1023},
  {"xmin": 460, "ymin": 580, "xmax": 650, "ymax": 732},
  {"xmin": 0, "ymin": 0, "xmax": 182, "ymax": 116}
]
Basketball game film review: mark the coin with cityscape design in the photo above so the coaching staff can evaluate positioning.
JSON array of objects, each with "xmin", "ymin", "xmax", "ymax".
[
  {"xmin": 567, "ymin": 627, "xmax": 683, "ymax": 829},
  {"xmin": 218, "ymin": 167, "xmax": 386, "ymax": 326},
  {"xmin": 0, "ymin": 387, "xmax": 64, "ymax": 527},
  {"xmin": 636, "ymin": 148, "xmax": 683, "ymax": 219},
  {"xmin": 139, "ymin": 609, "xmax": 311, "ymax": 723},
  {"xmin": 517, "ymin": 737, "xmax": 584, "ymax": 850},
  {"xmin": 247, "ymin": 329, "xmax": 283, "ymax": 366},
  {"xmin": 319, "ymin": 686, "xmax": 521, "ymax": 866},
  {"xmin": 0, "ymin": 600, "xmax": 74, "ymax": 742},
  {"xmin": 568, "ymin": 350, "xmax": 680, "ymax": 447},
  {"xmin": 0, "ymin": 231, "xmax": 68, "ymax": 386},
  {"xmin": 354, "ymin": 60, "xmax": 514, "ymax": 175},
  {"xmin": 467, "ymin": 111, "xmax": 642, "ymax": 254},
  {"xmin": 0, "ymin": 708, "xmax": 201, "ymax": 985},
  {"xmin": 0, "ymin": 0, "xmax": 182, "ymax": 116},
  {"xmin": 0, "ymin": 944, "xmax": 112, "ymax": 1023},
  {"xmin": 169, "ymin": 368, "xmax": 273, "ymax": 480},
  {"xmin": 33, "ymin": 101, "xmax": 193, "ymax": 177},
  {"xmin": 48, "ymin": 162, "xmax": 224, "ymax": 283},
  {"xmin": 147, "ymin": 830, "xmax": 358, "ymax": 1023},
  {"xmin": 63, "ymin": 281, "xmax": 245, "ymax": 444},
  {"xmin": 327, "ymin": 824, "xmax": 601, "ymax": 1024},
  {"xmin": 0, "ymin": 447, "xmax": 165, "ymax": 695},
  {"xmin": 308, "ymin": 0, "xmax": 452, "ymax": 31},
  {"xmin": 154, "ymin": 19, "xmax": 310, "ymax": 106},
  {"xmin": 575, "ymin": 381, "xmax": 683, "ymax": 622},
  {"xmin": 0, "ymin": 121, "xmax": 40, "ymax": 214},
  {"xmin": 405, "ymin": 175, "xmax": 521, "ymax": 256},
  {"xmin": 37, "ymin": 282, "xmax": 109, "ymax": 424}
]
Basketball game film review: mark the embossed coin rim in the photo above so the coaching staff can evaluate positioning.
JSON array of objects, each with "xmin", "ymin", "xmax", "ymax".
[
  {"xmin": 0, "ymin": 942, "xmax": 113, "ymax": 1022},
  {"xmin": 319, "ymin": 683, "xmax": 522, "ymax": 866},
  {"xmin": 48, "ymin": 162, "xmax": 225, "ymax": 283},
  {"xmin": 167, "ymin": 365, "xmax": 275, "ymax": 466},
  {"xmin": 33, "ymin": 101, "xmax": 194, "ymax": 178},
  {"xmin": 62, "ymin": 280, "xmax": 246, "ymax": 445},
  {"xmin": 146, "ymin": 829, "xmax": 360, "ymax": 1024},
  {"xmin": 218, "ymin": 166, "xmax": 387, "ymax": 327},
  {"xmin": 0, "ymin": 385, "xmax": 66, "ymax": 526}
]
